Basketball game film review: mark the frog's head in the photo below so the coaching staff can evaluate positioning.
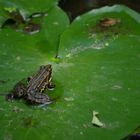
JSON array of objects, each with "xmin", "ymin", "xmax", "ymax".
[{"xmin": 40, "ymin": 64, "xmax": 52, "ymax": 72}]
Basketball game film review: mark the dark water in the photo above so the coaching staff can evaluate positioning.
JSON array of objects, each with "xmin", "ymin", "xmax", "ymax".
[{"xmin": 59, "ymin": 0, "xmax": 140, "ymax": 21}]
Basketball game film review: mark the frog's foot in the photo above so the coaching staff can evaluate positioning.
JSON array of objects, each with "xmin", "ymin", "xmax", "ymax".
[
  {"xmin": 27, "ymin": 92, "xmax": 52, "ymax": 104},
  {"xmin": 47, "ymin": 82, "xmax": 55, "ymax": 90}
]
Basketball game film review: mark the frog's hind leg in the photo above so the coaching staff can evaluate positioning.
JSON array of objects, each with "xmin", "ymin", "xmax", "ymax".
[
  {"xmin": 6, "ymin": 81, "xmax": 26, "ymax": 101},
  {"xmin": 27, "ymin": 92, "xmax": 52, "ymax": 105}
]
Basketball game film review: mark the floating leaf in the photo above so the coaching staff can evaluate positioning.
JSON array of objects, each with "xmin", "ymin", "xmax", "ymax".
[
  {"xmin": 0, "ymin": 4, "xmax": 140, "ymax": 140},
  {"xmin": 58, "ymin": 5, "xmax": 140, "ymax": 140},
  {"xmin": 0, "ymin": 0, "xmax": 69, "ymax": 139}
]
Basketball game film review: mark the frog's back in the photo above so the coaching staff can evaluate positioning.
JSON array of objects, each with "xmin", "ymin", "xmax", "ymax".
[{"xmin": 27, "ymin": 65, "xmax": 52, "ymax": 93}]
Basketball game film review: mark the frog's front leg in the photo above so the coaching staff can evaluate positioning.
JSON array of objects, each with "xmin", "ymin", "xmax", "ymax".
[
  {"xmin": 27, "ymin": 91, "xmax": 52, "ymax": 104},
  {"xmin": 46, "ymin": 77, "xmax": 55, "ymax": 90},
  {"xmin": 47, "ymin": 82, "xmax": 55, "ymax": 90},
  {"xmin": 40, "ymin": 80, "xmax": 55, "ymax": 92}
]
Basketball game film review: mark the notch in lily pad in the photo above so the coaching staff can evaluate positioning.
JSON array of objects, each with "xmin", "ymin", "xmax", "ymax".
[{"xmin": 1, "ymin": 7, "xmax": 48, "ymax": 35}]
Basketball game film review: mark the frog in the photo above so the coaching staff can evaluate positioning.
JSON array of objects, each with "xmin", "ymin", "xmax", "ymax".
[{"xmin": 6, "ymin": 64, "xmax": 55, "ymax": 104}]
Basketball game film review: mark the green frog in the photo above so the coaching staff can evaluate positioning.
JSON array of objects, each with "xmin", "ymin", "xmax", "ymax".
[{"xmin": 6, "ymin": 64, "xmax": 55, "ymax": 104}]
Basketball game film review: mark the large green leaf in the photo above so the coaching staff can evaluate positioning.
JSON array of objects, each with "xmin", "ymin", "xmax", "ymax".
[
  {"xmin": 58, "ymin": 5, "xmax": 140, "ymax": 140},
  {"xmin": 0, "ymin": 1, "xmax": 69, "ymax": 139},
  {"xmin": 0, "ymin": 0, "xmax": 58, "ymax": 13},
  {"xmin": 0, "ymin": 0, "xmax": 59, "ymax": 25},
  {"xmin": 0, "ymin": 3, "xmax": 140, "ymax": 140}
]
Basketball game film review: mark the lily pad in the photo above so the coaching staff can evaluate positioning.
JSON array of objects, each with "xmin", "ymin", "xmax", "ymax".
[
  {"xmin": 0, "ymin": 1, "xmax": 69, "ymax": 139},
  {"xmin": 0, "ymin": 3, "xmax": 140, "ymax": 140},
  {"xmin": 58, "ymin": 4, "xmax": 140, "ymax": 140},
  {"xmin": 0, "ymin": 0, "xmax": 59, "ymax": 26}
]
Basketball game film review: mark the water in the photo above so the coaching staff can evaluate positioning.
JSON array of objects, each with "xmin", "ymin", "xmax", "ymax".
[{"xmin": 59, "ymin": 0, "xmax": 140, "ymax": 21}]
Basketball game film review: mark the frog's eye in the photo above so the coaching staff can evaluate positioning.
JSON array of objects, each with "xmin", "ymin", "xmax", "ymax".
[
  {"xmin": 40, "ymin": 65, "xmax": 46, "ymax": 70},
  {"xmin": 27, "ymin": 76, "xmax": 32, "ymax": 82},
  {"xmin": 47, "ymin": 64, "xmax": 51, "ymax": 69}
]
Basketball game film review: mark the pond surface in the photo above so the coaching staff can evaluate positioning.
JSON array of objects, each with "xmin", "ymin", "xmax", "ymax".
[{"xmin": 59, "ymin": 0, "xmax": 140, "ymax": 21}]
